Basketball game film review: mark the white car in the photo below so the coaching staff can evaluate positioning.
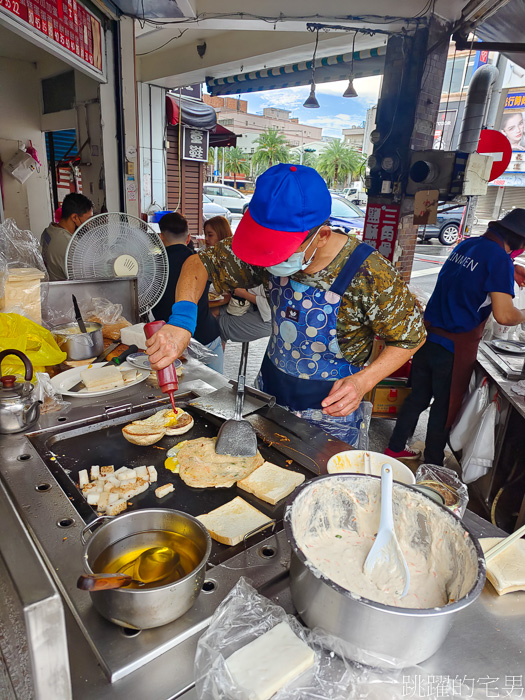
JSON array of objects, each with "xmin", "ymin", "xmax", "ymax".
[{"xmin": 203, "ymin": 183, "xmax": 251, "ymax": 214}]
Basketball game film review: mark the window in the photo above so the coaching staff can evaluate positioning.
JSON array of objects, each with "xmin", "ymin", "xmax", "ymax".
[
  {"xmin": 442, "ymin": 56, "xmax": 467, "ymax": 94},
  {"xmin": 331, "ymin": 197, "xmax": 365, "ymax": 219},
  {"xmin": 220, "ymin": 118, "xmax": 234, "ymax": 126},
  {"xmin": 221, "ymin": 187, "xmax": 243, "ymax": 198},
  {"xmin": 204, "ymin": 186, "xmax": 221, "ymax": 196}
]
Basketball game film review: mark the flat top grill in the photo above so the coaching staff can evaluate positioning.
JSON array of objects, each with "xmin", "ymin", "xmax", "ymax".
[{"xmin": 29, "ymin": 402, "xmax": 324, "ymax": 567}]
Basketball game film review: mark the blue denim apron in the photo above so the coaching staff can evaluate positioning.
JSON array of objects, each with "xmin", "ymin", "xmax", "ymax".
[{"xmin": 260, "ymin": 242, "xmax": 375, "ymax": 411}]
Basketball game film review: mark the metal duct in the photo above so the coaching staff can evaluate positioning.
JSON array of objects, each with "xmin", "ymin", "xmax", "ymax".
[{"xmin": 457, "ymin": 64, "xmax": 499, "ymax": 153}]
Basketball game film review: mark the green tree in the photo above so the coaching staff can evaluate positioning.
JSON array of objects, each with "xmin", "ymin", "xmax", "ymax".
[
  {"xmin": 252, "ymin": 128, "xmax": 291, "ymax": 175},
  {"xmin": 316, "ymin": 139, "xmax": 365, "ymax": 188},
  {"xmin": 290, "ymin": 149, "xmax": 318, "ymax": 169},
  {"xmin": 224, "ymin": 147, "xmax": 250, "ymax": 186}
]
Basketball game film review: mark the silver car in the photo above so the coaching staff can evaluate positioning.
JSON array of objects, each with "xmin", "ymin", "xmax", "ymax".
[
  {"xmin": 203, "ymin": 183, "xmax": 250, "ymax": 214},
  {"xmin": 203, "ymin": 194, "xmax": 233, "ymax": 224}
]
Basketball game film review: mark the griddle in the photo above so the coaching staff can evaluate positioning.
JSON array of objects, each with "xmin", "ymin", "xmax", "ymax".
[{"xmin": 28, "ymin": 398, "xmax": 347, "ymax": 567}]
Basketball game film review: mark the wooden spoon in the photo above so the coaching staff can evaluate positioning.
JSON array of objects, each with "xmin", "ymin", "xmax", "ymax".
[{"xmin": 77, "ymin": 572, "xmax": 134, "ymax": 591}]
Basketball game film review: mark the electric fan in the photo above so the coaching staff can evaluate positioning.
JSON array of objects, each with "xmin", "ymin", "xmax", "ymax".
[{"xmin": 65, "ymin": 213, "xmax": 169, "ymax": 315}]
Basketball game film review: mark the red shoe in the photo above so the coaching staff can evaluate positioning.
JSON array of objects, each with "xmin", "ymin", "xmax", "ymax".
[{"xmin": 384, "ymin": 447, "xmax": 421, "ymax": 461}]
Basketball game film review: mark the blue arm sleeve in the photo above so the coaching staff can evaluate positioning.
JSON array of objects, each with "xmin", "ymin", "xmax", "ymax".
[{"xmin": 168, "ymin": 300, "xmax": 198, "ymax": 334}]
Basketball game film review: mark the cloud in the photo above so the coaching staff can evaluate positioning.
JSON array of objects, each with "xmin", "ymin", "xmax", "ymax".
[
  {"xmin": 301, "ymin": 113, "xmax": 368, "ymax": 138},
  {"xmin": 315, "ymin": 76, "xmax": 381, "ymax": 105},
  {"xmin": 254, "ymin": 86, "xmax": 309, "ymax": 111}
]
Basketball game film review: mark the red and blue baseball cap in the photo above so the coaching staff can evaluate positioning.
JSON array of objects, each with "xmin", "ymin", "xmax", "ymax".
[{"xmin": 232, "ymin": 163, "xmax": 332, "ymax": 266}]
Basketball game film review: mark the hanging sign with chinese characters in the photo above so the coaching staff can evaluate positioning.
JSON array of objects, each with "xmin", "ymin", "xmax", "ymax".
[
  {"xmin": 182, "ymin": 127, "xmax": 209, "ymax": 162},
  {"xmin": 362, "ymin": 203, "xmax": 400, "ymax": 261}
]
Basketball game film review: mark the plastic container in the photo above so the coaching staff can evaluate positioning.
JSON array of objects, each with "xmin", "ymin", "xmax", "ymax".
[{"xmin": 151, "ymin": 210, "xmax": 173, "ymax": 224}]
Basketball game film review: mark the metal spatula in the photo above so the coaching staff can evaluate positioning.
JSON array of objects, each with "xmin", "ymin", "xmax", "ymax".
[{"xmin": 215, "ymin": 342, "xmax": 258, "ymax": 456}]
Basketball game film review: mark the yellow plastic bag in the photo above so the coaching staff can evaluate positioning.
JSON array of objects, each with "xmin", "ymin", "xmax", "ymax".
[{"xmin": 0, "ymin": 313, "xmax": 67, "ymax": 379}]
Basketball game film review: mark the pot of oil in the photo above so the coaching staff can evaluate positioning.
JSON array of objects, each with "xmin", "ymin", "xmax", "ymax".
[{"xmin": 81, "ymin": 509, "xmax": 211, "ymax": 629}]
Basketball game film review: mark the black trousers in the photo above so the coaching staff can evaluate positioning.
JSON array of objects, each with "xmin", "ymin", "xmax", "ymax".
[{"xmin": 388, "ymin": 341, "xmax": 454, "ymax": 466}]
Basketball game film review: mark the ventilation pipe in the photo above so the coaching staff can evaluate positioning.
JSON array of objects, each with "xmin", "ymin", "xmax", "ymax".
[{"xmin": 457, "ymin": 64, "xmax": 499, "ymax": 153}]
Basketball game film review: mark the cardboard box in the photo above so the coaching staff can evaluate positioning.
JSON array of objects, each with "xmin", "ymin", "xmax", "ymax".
[{"xmin": 371, "ymin": 380, "xmax": 411, "ymax": 417}]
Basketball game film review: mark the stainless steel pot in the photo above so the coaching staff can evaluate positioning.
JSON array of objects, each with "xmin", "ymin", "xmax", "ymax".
[
  {"xmin": 52, "ymin": 321, "xmax": 104, "ymax": 361},
  {"xmin": 0, "ymin": 350, "xmax": 41, "ymax": 434},
  {"xmin": 82, "ymin": 509, "xmax": 211, "ymax": 629},
  {"xmin": 284, "ymin": 474, "xmax": 486, "ymax": 669}
]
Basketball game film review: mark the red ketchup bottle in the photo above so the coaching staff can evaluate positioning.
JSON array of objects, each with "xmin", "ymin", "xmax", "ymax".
[{"xmin": 144, "ymin": 320, "xmax": 178, "ymax": 413}]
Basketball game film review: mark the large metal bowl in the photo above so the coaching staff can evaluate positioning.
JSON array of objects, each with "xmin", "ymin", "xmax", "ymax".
[
  {"xmin": 82, "ymin": 509, "xmax": 211, "ymax": 630},
  {"xmin": 52, "ymin": 321, "xmax": 104, "ymax": 361},
  {"xmin": 284, "ymin": 474, "xmax": 486, "ymax": 669}
]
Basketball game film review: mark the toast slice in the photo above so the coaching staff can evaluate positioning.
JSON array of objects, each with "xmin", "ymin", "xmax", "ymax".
[
  {"xmin": 80, "ymin": 365, "xmax": 124, "ymax": 391},
  {"xmin": 237, "ymin": 461, "xmax": 305, "ymax": 505},
  {"xmin": 197, "ymin": 496, "xmax": 272, "ymax": 546}
]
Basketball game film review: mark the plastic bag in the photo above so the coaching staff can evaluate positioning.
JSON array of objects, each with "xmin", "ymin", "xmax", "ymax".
[
  {"xmin": 408, "ymin": 284, "xmax": 430, "ymax": 312},
  {"xmin": 34, "ymin": 372, "xmax": 70, "ymax": 413},
  {"xmin": 415, "ymin": 464, "xmax": 469, "ymax": 518},
  {"xmin": 0, "ymin": 219, "xmax": 48, "ymax": 324},
  {"xmin": 194, "ymin": 577, "xmax": 356, "ymax": 700},
  {"xmin": 293, "ymin": 401, "xmax": 371, "ymax": 449},
  {"xmin": 184, "ymin": 338, "xmax": 218, "ymax": 362},
  {"xmin": 78, "ymin": 297, "xmax": 131, "ymax": 340},
  {"xmin": 0, "ymin": 313, "xmax": 67, "ymax": 379},
  {"xmin": 461, "ymin": 398, "xmax": 498, "ymax": 484},
  {"xmin": 449, "ymin": 376, "xmax": 489, "ymax": 453}
]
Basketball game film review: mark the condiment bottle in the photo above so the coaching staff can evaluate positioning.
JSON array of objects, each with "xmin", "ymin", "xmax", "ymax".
[{"xmin": 143, "ymin": 321, "xmax": 178, "ymax": 412}]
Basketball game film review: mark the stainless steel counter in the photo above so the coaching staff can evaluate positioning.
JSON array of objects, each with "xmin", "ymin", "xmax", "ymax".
[{"xmin": 1, "ymin": 359, "xmax": 524, "ymax": 699}]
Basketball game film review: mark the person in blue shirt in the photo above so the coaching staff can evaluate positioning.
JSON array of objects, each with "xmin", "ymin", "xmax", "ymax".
[{"xmin": 386, "ymin": 208, "xmax": 525, "ymax": 466}]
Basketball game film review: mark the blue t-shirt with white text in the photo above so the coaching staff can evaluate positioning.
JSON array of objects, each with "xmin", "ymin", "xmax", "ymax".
[{"xmin": 425, "ymin": 237, "xmax": 514, "ymax": 350}]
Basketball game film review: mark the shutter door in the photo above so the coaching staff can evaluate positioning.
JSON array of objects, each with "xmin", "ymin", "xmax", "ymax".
[
  {"xmin": 166, "ymin": 125, "xmax": 204, "ymax": 236},
  {"xmin": 501, "ymin": 188, "xmax": 525, "ymax": 213},
  {"xmin": 475, "ymin": 187, "xmax": 499, "ymax": 220}
]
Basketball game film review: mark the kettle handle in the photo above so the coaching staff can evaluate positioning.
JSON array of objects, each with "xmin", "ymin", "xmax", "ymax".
[{"xmin": 0, "ymin": 349, "xmax": 33, "ymax": 381}]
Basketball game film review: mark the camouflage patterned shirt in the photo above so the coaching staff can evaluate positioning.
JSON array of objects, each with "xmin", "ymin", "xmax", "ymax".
[{"xmin": 200, "ymin": 235, "xmax": 426, "ymax": 365}]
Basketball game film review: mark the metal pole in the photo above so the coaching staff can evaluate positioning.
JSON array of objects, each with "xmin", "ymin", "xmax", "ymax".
[
  {"xmin": 214, "ymin": 147, "xmax": 218, "ymax": 182},
  {"xmin": 221, "ymin": 147, "xmax": 225, "ymax": 184}
]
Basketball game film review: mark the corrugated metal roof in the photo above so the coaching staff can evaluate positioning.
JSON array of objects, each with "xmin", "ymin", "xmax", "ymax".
[{"xmin": 45, "ymin": 130, "xmax": 78, "ymax": 163}]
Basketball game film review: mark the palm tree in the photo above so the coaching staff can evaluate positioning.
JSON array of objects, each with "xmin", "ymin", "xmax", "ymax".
[
  {"xmin": 290, "ymin": 149, "xmax": 318, "ymax": 169},
  {"xmin": 252, "ymin": 129, "xmax": 291, "ymax": 175},
  {"xmin": 317, "ymin": 139, "xmax": 365, "ymax": 188},
  {"xmin": 224, "ymin": 147, "xmax": 250, "ymax": 186}
]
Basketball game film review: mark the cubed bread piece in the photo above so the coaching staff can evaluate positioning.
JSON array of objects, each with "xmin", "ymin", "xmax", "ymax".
[
  {"xmin": 237, "ymin": 461, "xmax": 305, "ymax": 505},
  {"xmin": 155, "ymin": 483, "xmax": 174, "ymax": 499},
  {"xmin": 108, "ymin": 492, "xmax": 120, "ymax": 505},
  {"xmin": 100, "ymin": 465, "xmax": 114, "ymax": 477},
  {"xmin": 106, "ymin": 499, "xmax": 128, "ymax": 516},
  {"xmin": 78, "ymin": 470, "xmax": 89, "ymax": 488},
  {"xmin": 97, "ymin": 492, "xmax": 110, "ymax": 512},
  {"xmin": 147, "ymin": 466, "xmax": 158, "ymax": 482},
  {"xmin": 135, "ymin": 465, "xmax": 149, "ymax": 480},
  {"xmin": 90, "ymin": 465, "xmax": 100, "ymax": 481},
  {"xmin": 82, "ymin": 482, "xmax": 98, "ymax": 493},
  {"xmin": 87, "ymin": 492, "xmax": 100, "ymax": 506},
  {"xmin": 197, "ymin": 497, "xmax": 272, "ymax": 546}
]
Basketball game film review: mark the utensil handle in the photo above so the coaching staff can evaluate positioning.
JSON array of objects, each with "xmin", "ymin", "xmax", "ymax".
[
  {"xmin": 380, "ymin": 464, "xmax": 394, "ymax": 530},
  {"xmin": 233, "ymin": 342, "xmax": 249, "ymax": 421},
  {"xmin": 485, "ymin": 523, "xmax": 525, "ymax": 562},
  {"xmin": 72, "ymin": 295, "xmax": 87, "ymax": 334},
  {"xmin": 108, "ymin": 345, "xmax": 139, "ymax": 366},
  {"xmin": 0, "ymin": 349, "xmax": 33, "ymax": 381},
  {"xmin": 77, "ymin": 573, "xmax": 132, "ymax": 591},
  {"xmin": 80, "ymin": 515, "xmax": 114, "ymax": 545}
]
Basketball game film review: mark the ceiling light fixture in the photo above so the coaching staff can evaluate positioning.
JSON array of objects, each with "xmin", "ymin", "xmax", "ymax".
[
  {"xmin": 303, "ymin": 28, "xmax": 320, "ymax": 109},
  {"xmin": 343, "ymin": 31, "xmax": 359, "ymax": 98}
]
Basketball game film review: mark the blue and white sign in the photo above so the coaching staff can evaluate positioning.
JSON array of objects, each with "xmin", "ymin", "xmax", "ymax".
[{"xmin": 213, "ymin": 170, "xmax": 219, "ymax": 176}]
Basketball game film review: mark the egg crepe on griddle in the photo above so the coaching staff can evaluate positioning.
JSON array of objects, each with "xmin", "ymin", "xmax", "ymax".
[{"xmin": 177, "ymin": 437, "xmax": 264, "ymax": 488}]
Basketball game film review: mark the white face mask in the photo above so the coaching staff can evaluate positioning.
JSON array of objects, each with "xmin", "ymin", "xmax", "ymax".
[{"xmin": 266, "ymin": 232, "xmax": 319, "ymax": 276}]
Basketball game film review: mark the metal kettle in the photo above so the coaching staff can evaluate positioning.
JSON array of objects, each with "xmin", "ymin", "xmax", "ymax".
[{"xmin": 0, "ymin": 350, "xmax": 41, "ymax": 434}]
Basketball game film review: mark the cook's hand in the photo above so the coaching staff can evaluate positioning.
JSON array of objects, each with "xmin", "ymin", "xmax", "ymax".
[
  {"xmin": 146, "ymin": 325, "xmax": 191, "ymax": 370},
  {"xmin": 321, "ymin": 375, "xmax": 364, "ymax": 417},
  {"xmin": 515, "ymin": 264, "xmax": 525, "ymax": 288}
]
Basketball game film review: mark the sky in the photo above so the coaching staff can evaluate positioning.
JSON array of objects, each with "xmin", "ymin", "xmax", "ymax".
[{"xmin": 234, "ymin": 75, "xmax": 382, "ymax": 140}]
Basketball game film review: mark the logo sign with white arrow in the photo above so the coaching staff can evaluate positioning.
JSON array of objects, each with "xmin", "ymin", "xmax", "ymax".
[{"xmin": 477, "ymin": 129, "xmax": 513, "ymax": 181}]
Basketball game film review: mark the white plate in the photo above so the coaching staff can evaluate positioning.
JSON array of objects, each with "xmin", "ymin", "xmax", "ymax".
[
  {"xmin": 50, "ymin": 361, "xmax": 150, "ymax": 398},
  {"xmin": 126, "ymin": 354, "xmax": 182, "ymax": 372}
]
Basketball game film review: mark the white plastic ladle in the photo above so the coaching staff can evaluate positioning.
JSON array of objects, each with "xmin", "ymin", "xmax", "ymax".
[{"xmin": 363, "ymin": 464, "xmax": 410, "ymax": 598}]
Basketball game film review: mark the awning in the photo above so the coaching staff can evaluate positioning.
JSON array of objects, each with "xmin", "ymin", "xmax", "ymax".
[
  {"xmin": 475, "ymin": 0, "xmax": 525, "ymax": 70},
  {"xmin": 206, "ymin": 45, "xmax": 386, "ymax": 96},
  {"xmin": 209, "ymin": 123, "xmax": 238, "ymax": 148},
  {"xmin": 166, "ymin": 94, "xmax": 217, "ymax": 129}
]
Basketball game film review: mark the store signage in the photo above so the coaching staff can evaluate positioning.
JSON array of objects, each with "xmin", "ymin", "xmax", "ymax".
[
  {"xmin": 363, "ymin": 203, "xmax": 400, "ymax": 261},
  {"xmin": 182, "ymin": 127, "xmax": 209, "ymax": 162},
  {"xmin": 433, "ymin": 110, "xmax": 457, "ymax": 150},
  {"xmin": 0, "ymin": 0, "xmax": 103, "ymax": 74},
  {"xmin": 477, "ymin": 129, "xmax": 512, "ymax": 180},
  {"xmin": 473, "ymin": 49, "xmax": 489, "ymax": 72}
]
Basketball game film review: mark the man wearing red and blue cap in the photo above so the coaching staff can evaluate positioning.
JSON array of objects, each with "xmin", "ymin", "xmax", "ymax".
[{"xmin": 147, "ymin": 164, "xmax": 426, "ymax": 443}]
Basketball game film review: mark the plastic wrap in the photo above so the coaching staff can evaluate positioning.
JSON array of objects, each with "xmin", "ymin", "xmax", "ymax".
[
  {"xmin": 415, "ymin": 464, "xmax": 469, "ymax": 518},
  {"xmin": 0, "ymin": 313, "xmax": 67, "ymax": 379},
  {"xmin": 0, "ymin": 219, "xmax": 48, "ymax": 323},
  {"xmin": 184, "ymin": 338, "xmax": 218, "ymax": 362},
  {"xmin": 79, "ymin": 297, "xmax": 132, "ymax": 340},
  {"xmin": 34, "ymin": 372, "xmax": 70, "ymax": 413},
  {"xmin": 408, "ymin": 284, "xmax": 430, "ymax": 312},
  {"xmin": 449, "ymin": 377, "xmax": 489, "ymax": 452},
  {"xmin": 194, "ymin": 577, "xmax": 355, "ymax": 700},
  {"xmin": 292, "ymin": 401, "xmax": 371, "ymax": 449}
]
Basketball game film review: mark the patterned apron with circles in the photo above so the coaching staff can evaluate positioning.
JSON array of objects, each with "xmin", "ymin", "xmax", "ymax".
[{"xmin": 260, "ymin": 243, "xmax": 375, "ymax": 411}]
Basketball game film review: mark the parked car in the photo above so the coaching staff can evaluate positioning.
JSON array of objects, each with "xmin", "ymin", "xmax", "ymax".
[
  {"xmin": 417, "ymin": 207, "xmax": 464, "ymax": 246},
  {"xmin": 203, "ymin": 194, "xmax": 233, "ymax": 225},
  {"xmin": 203, "ymin": 183, "xmax": 251, "ymax": 214},
  {"xmin": 329, "ymin": 195, "xmax": 365, "ymax": 235}
]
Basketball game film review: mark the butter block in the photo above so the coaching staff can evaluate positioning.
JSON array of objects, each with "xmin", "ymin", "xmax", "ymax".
[{"xmin": 225, "ymin": 621, "xmax": 315, "ymax": 700}]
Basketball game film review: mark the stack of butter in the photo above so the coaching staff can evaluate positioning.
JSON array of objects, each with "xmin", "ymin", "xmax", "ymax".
[{"xmin": 80, "ymin": 365, "xmax": 125, "ymax": 391}]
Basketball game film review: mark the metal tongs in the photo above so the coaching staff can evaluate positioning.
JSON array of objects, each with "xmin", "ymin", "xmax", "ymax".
[{"xmin": 215, "ymin": 342, "xmax": 258, "ymax": 457}]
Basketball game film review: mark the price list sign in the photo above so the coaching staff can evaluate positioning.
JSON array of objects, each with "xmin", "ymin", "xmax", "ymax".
[
  {"xmin": 362, "ymin": 203, "xmax": 400, "ymax": 261},
  {"xmin": 0, "ymin": 0, "xmax": 103, "ymax": 74}
]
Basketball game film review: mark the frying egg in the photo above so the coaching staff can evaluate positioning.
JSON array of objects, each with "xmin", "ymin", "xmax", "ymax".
[{"xmin": 164, "ymin": 440, "xmax": 188, "ymax": 473}]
